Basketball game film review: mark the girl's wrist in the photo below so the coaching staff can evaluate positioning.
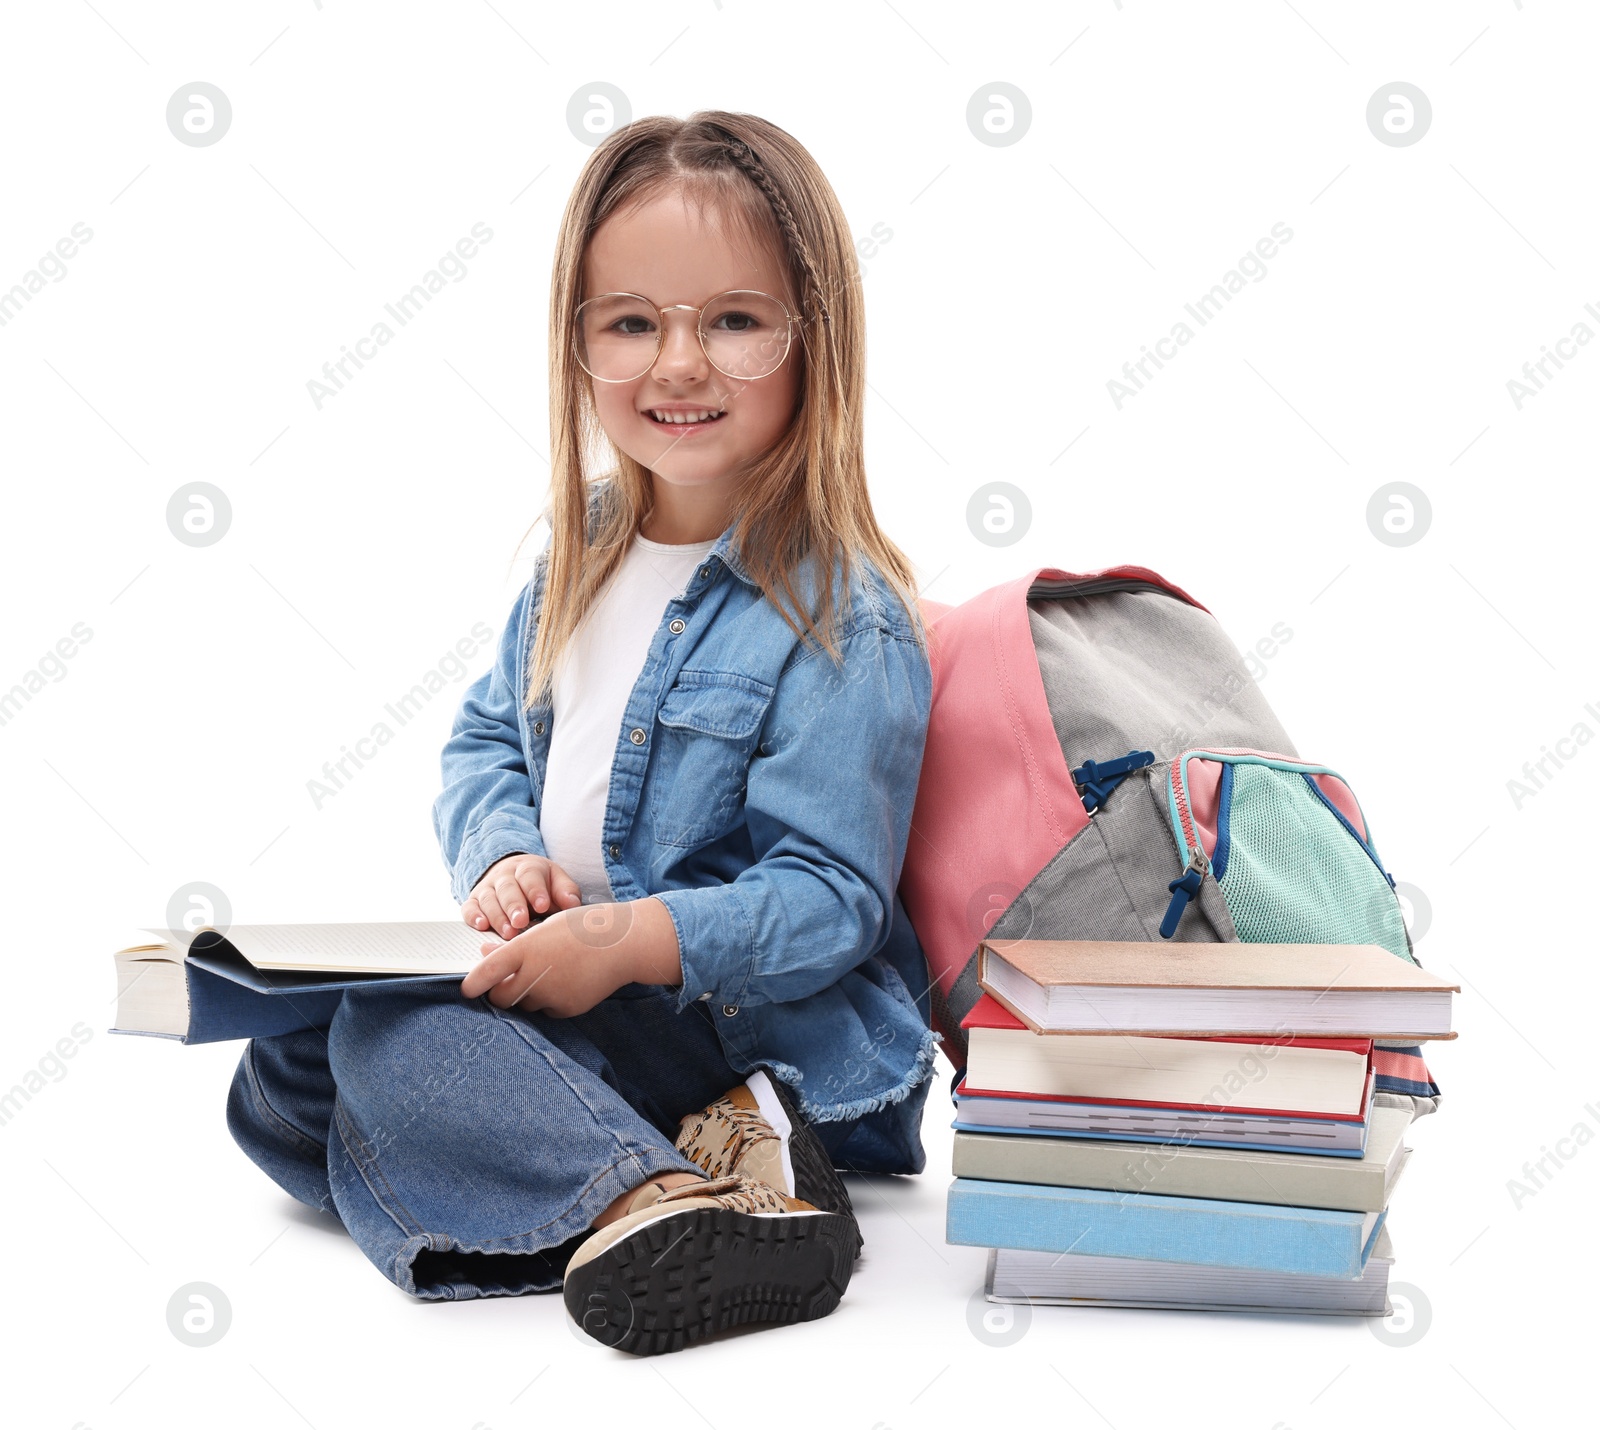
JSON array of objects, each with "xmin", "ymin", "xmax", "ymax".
[{"xmin": 624, "ymin": 896, "xmax": 685, "ymax": 989}]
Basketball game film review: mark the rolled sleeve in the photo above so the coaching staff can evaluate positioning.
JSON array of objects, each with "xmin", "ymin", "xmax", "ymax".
[
  {"xmin": 431, "ymin": 582, "xmax": 549, "ymax": 904},
  {"xmin": 655, "ymin": 618, "xmax": 932, "ymax": 1013},
  {"xmin": 655, "ymin": 881, "xmax": 758, "ymax": 1009}
]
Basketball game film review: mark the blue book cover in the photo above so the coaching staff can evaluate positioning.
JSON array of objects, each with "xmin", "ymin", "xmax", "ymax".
[
  {"xmin": 949, "ymin": 1118, "xmax": 1368, "ymax": 1159},
  {"xmin": 946, "ymin": 1177, "xmax": 1387, "ymax": 1279}
]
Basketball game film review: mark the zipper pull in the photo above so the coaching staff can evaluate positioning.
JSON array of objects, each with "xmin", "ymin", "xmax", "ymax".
[
  {"xmin": 1159, "ymin": 852, "xmax": 1208, "ymax": 939},
  {"xmin": 1071, "ymin": 749, "xmax": 1156, "ymax": 815}
]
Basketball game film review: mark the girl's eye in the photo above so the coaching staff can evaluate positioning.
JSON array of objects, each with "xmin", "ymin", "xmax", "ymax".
[
  {"xmin": 610, "ymin": 315, "xmax": 657, "ymax": 338},
  {"xmin": 709, "ymin": 310, "xmax": 759, "ymax": 334}
]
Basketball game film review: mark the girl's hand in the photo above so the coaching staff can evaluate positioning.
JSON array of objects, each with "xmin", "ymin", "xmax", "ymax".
[
  {"xmin": 458, "ymin": 896, "xmax": 684, "ymax": 1018},
  {"xmin": 463, "ymin": 853, "xmax": 583, "ymax": 938},
  {"xmin": 459, "ymin": 907, "xmax": 635, "ymax": 1017}
]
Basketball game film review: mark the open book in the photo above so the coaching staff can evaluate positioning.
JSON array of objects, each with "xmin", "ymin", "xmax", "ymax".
[{"xmin": 111, "ymin": 922, "xmax": 504, "ymax": 1044}]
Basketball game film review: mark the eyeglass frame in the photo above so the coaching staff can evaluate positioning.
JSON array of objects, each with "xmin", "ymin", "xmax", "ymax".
[{"xmin": 571, "ymin": 288, "xmax": 805, "ymax": 384}]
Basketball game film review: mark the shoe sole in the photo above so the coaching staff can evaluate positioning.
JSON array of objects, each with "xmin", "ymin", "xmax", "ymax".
[
  {"xmin": 764, "ymin": 1074, "xmax": 864, "ymax": 1260},
  {"xmin": 563, "ymin": 1205, "xmax": 856, "ymax": 1355}
]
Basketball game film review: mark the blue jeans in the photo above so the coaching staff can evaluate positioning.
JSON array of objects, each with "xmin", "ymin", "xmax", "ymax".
[{"xmin": 226, "ymin": 978, "xmax": 816, "ymax": 1300}]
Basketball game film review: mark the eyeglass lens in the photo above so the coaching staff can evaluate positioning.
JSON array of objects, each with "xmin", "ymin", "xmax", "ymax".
[{"xmin": 576, "ymin": 291, "xmax": 791, "ymax": 381}]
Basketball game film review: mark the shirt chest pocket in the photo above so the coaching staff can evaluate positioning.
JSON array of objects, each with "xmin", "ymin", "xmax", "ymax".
[{"xmin": 649, "ymin": 671, "xmax": 775, "ymax": 848}]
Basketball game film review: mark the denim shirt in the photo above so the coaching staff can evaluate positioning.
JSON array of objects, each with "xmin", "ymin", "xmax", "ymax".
[{"xmin": 431, "ymin": 483, "xmax": 941, "ymax": 1175}]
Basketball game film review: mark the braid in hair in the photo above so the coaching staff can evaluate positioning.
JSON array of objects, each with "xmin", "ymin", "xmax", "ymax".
[{"xmin": 716, "ymin": 133, "xmax": 832, "ymax": 327}]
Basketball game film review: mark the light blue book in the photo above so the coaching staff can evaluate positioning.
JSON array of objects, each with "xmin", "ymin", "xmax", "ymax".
[{"xmin": 946, "ymin": 1177, "xmax": 1387, "ymax": 1279}]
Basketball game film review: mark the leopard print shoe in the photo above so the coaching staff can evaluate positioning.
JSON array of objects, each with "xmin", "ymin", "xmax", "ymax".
[{"xmin": 674, "ymin": 1068, "xmax": 862, "ymax": 1259}]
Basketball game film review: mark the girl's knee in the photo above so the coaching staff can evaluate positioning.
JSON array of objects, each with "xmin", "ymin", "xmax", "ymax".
[{"xmin": 329, "ymin": 985, "xmax": 505, "ymax": 1106}]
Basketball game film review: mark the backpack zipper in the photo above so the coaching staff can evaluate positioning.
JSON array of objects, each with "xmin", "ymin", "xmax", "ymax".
[{"xmin": 1160, "ymin": 749, "xmax": 1213, "ymax": 937}]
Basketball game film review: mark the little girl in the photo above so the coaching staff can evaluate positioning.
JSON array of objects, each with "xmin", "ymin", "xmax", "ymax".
[{"xmin": 226, "ymin": 111, "xmax": 939, "ymax": 1355}]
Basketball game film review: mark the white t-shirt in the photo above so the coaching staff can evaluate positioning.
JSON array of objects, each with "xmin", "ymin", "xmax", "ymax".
[{"xmin": 538, "ymin": 530, "xmax": 719, "ymax": 903}]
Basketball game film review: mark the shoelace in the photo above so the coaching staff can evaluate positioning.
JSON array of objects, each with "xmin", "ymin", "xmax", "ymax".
[{"xmin": 676, "ymin": 1095, "xmax": 776, "ymax": 1168}]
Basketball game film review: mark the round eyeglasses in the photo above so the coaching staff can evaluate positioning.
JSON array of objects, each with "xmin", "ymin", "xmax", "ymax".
[{"xmin": 573, "ymin": 289, "xmax": 799, "ymax": 383}]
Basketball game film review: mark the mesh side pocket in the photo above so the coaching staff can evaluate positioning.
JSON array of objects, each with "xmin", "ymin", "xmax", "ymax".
[{"xmin": 1217, "ymin": 763, "xmax": 1413, "ymax": 963}]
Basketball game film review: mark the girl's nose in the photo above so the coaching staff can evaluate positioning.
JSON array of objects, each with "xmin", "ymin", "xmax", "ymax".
[{"xmin": 652, "ymin": 310, "xmax": 710, "ymax": 380}]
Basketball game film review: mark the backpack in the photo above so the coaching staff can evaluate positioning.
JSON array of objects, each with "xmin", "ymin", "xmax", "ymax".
[{"xmin": 902, "ymin": 565, "xmax": 1441, "ymax": 1117}]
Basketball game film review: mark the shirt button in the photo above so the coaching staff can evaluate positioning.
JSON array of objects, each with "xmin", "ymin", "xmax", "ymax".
[
  {"xmin": 721, "ymin": 1004, "xmax": 739, "ymax": 1017},
  {"xmin": 698, "ymin": 991, "xmax": 712, "ymax": 1002},
  {"xmin": 669, "ymin": 618, "xmax": 685, "ymax": 634},
  {"xmin": 629, "ymin": 728, "xmax": 646, "ymax": 745},
  {"xmin": 608, "ymin": 843, "xmax": 620, "ymax": 858},
  {"xmin": 533, "ymin": 720, "xmax": 546, "ymax": 736},
  {"xmin": 697, "ymin": 565, "xmax": 710, "ymax": 579}
]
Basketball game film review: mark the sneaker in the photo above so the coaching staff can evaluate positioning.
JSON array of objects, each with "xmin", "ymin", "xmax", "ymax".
[
  {"xmin": 562, "ymin": 1172, "xmax": 856, "ymax": 1355},
  {"xmin": 674, "ymin": 1068, "xmax": 863, "ymax": 1259}
]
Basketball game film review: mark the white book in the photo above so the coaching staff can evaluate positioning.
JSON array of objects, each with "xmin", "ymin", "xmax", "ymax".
[
  {"xmin": 980, "ymin": 940, "xmax": 1457, "ymax": 1040},
  {"xmin": 123, "ymin": 921, "xmax": 500, "ymax": 977},
  {"xmin": 984, "ymin": 1225, "xmax": 1396, "ymax": 1316}
]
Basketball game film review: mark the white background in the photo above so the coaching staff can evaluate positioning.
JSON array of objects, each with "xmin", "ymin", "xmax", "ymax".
[{"xmin": 2, "ymin": 1, "xmax": 1592, "ymax": 1425}]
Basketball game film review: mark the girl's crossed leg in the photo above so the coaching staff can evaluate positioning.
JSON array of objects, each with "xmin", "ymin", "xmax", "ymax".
[{"xmin": 226, "ymin": 978, "xmax": 741, "ymax": 1299}]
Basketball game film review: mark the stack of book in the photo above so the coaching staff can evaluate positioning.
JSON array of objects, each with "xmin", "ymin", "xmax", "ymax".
[{"xmin": 945, "ymin": 939, "xmax": 1458, "ymax": 1315}]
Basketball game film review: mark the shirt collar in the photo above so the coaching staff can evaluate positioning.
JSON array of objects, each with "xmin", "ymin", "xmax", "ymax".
[
  {"xmin": 585, "ymin": 479, "xmax": 761, "ymax": 591},
  {"xmin": 703, "ymin": 521, "xmax": 760, "ymax": 590}
]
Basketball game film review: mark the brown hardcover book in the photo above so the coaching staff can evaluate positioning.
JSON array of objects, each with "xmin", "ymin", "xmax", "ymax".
[{"xmin": 977, "ymin": 939, "xmax": 1458, "ymax": 1039}]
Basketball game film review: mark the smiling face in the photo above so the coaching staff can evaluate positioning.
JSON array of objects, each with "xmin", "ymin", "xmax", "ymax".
[{"xmin": 579, "ymin": 188, "xmax": 803, "ymax": 518}]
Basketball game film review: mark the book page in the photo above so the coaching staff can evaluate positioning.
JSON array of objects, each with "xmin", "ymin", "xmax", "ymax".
[
  {"xmin": 205, "ymin": 922, "xmax": 504, "ymax": 975},
  {"xmin": 124, "ymin": 930, "xmax": 184, "ymax": 958}
]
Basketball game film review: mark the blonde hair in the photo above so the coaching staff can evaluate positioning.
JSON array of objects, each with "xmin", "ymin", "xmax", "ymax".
[{"xmin": 519, "ymin": 109, "xmax": 927, "ymax": 712}]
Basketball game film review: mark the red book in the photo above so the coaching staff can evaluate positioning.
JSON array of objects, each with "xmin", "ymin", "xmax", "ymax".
[{"xmin": 960, "ymin": 993, "xmax": 1373, "ymax": 1120}]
